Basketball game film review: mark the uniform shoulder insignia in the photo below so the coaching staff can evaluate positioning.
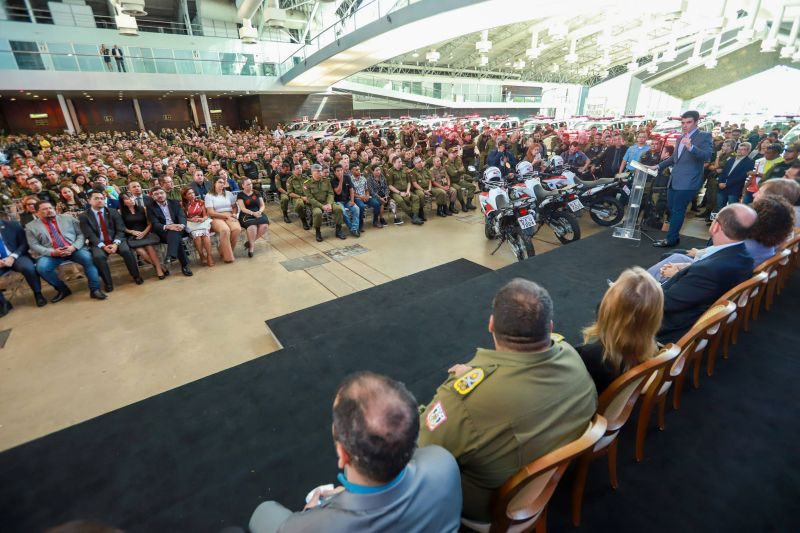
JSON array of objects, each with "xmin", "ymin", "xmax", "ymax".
[
  {"xmin": 551, "ymin": 333, "xmax": 565, "ymax": 343},
  {"xmin": 425, "ymin": 401, "xmax": 447, "ymax": 432},
  {"xmin": 453, "ymin": 367, "xmax": 487, "ymax": 396}
]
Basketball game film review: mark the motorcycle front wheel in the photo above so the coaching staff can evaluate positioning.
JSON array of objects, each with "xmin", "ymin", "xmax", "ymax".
[
  {"xmin": 484, "ymin": 213, "xmax": 496, "ymax": 240},
  {"xmin": 588, "ymin": 196, "xmax": 624, "ymax": 226},
  {"xmin": 508, "ymin": 228, "xmax": 535, "ymax": 261},
  {"xmin": 549, "ymin": 209, "xmax": 581, "ymax": 244}
]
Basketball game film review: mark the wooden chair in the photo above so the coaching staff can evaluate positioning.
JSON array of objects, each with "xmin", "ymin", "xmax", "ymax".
[
  {"xmin": 675, "ymin": 300, "xmax": 736, "ymax": 399},
  {"xmin": 570, "ymin": 348, "xmax": 678, "ymax": 526},
  {"xmin": 461, "ymin": 415, "xmax": 607, "ymax": 533},
  {"xmin": 705, "ymin": 274, "xmax": 767, "ymax": 377},
  {"xmin": 634, "ymin": 302, "xmax": 735, "ymax": 461},
  {"xmin": 776, "ymin": 233, "xmax": 799, "ymax": 293},
  {"xmin": 752, "ymin": 250, "xmax": 790, "ymax": 318}
]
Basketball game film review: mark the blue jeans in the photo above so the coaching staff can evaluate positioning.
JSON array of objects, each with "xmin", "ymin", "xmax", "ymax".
[
  {"xmin": 36, "ymin": 248, "xmax": 101, "ymax": 292},
  {"xmin": 717, "ymin": 190, "xmax": 740, "ymax": 209},
  {"xmin": 355, "ymin": 197, "xmax": 381, "ymax": 229},
  {"xmin": 666, "ymin": 188, "xmax": 697, "ymax": 244},
  {"xmin": 338, "ymin": 202, "xmax": 360, "ymax": 233},
  {"xmin": 742, "ymin": 191, "xmax": 755, "ymax": 204}
]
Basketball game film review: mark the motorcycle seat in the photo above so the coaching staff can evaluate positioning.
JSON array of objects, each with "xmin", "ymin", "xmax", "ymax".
[{"xmin": 574, "ymin": 176, "xmax": 616, "ymax": 187}]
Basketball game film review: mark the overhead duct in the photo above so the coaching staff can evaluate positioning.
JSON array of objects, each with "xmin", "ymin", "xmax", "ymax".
[
  {"xmin": 115, "ymin": 13, "xmax": 139, "ymax": 35},
  {"xmin": 119, "ymin": 0, "xmax": 147, "ymax": 17}
]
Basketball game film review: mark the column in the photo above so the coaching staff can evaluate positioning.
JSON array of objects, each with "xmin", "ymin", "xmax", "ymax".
[
  {"xmin": 132, "ymin": 98, "xmax": 145, "ymax": 131},
  {"xmin": 188, "ymin": 97, "xmax": 200, "ymax": 127},
  {"xmin": 66, "ymin": 98, "xmax": 81, "ymax": 134},
  {"xmin": 23, "ymin": 0, "xmax": 37, "ymax": 23},
  {"xmin": 56, "ymin": 94, "xmax": 75, "ymax": 134},
  {"xmin": 199, "ymin": 93, "xmax": 213, "ymax": 130},
  {"xmin": 624, "ymin": 77, "xmax": 642, "ymax": 116}
]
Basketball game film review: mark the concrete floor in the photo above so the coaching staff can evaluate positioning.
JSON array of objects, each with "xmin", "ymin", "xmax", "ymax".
[{"xmin": 0, "ymin": 204, "xmax": 710, "ymax": 452}]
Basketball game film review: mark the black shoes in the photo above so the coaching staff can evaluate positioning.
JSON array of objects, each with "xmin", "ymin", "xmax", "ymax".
[
  {"xmin": 302, "ymin": 219, "xmax": 311, "ymax": 230},
  {"xmin": 104, "ymin": 283, "xmax": 114, "ymax": 293},
  {"xmin": 418, "ymin": 209, "xmax": 427, "ymax": 222},
  {"xmin": 315, "ymin": 228, "xmax": 323, "ymax": 242},
  {"xmin": 134, "ymin": 277, "xmax": 144, "ymax": 285},
  {"xmin": 181, "ymin": 266, "xmax": 193, "ymax": 276},
  {"xmin": 449, "ymin": 203, "xmax": 458, "ymax": 215},
  {"xmin": 460, "ymin": 202, "xmax": 468, "ymax": 212},
  {"xmin": 437, "ymin": 206, "xmax": 447, "ymax": 217},
  {"xmin": 90, "ymin": 289, "xmax": 107, "ymax": 300},
  {"xmin": 411, "ymin": 215, "xmax": 424, "ymax": 225},
  {"xmin": 34, "ymin": 292, "xmax": 47, "ymax": 307},
  {"xmin": 380, "ymin": 217, "xmax": 387, "ymax": 225},
  {"xmin": 51, "ymin": 288, "xmax": 72, "ymax": 303},
  {"xmin": 282, "ymin": 211, "xmax": 291, "ymax": 223},
  {"xmin": 0, "ymin": 299, "xmax": 12, "ymax": 317},
  {"xmin": 467, "ymin": 199, "xmax": 477, "ymax": 210},
  {"xmin": 335, "ymin": 225, "xmax": 347, "ymax": 240},
  {"xmin": 652, "ymin": 239, "xmax": 680, "ymax": 248},
  {"xmin": 246, "ymin": 241, "xmax": 254, "ymax": 258}
]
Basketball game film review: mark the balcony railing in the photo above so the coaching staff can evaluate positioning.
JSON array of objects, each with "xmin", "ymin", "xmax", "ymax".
[
  {"xmin": 344, "ymin": 75, "xmax": 544, "ymax": 104},
  {"xmin": 0, "ymin": 44, "xmax": 279, "ymax": 77}
]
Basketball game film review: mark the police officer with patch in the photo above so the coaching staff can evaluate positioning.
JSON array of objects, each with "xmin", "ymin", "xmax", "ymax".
[
  {"xmin": 411, "ymin": 156, "xmax": 446, "ymax": 220},
  {"xmin": 445, "ymin": 148, "xmax": 477, "ymax": 212},
  {"xmin": 286, "ymin": 164, "xmax": 310, "ymax": 230},
  {"xmin": 305, "ymin": 164, "xmax": 346, "ymax": 242},
  {"xmin": 385, "ymin": 156, "xmax": 424, "ymax": 225},
  {"xmin": 418, "ymin": 279, "xmax": 597, "ymax": 522}
]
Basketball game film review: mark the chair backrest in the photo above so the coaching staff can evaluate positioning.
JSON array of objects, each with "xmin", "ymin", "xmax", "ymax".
[
  {"xmin": 597, "ymin": 344, "xmax": 682, "ymax": 434},
  {"xmin": 491, "ymin": 414, "xmax": 607, "ymax": 528},
  {"xmin": 754, "ymin": 249, "xmax": 790, "ymax": 279},
  {"xmin": 712, "ymin": 272, "xmax": 768, "ymax": 315},
  {"xmin": 669, "ymin": 301, "xmax": 737, "ymax": 379}
]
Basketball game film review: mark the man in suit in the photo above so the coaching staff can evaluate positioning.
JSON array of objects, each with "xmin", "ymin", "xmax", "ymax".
[
  {"xmin": 653, "ymin": 110, "xmax": 714, "ymax": 247},
  {"xmin": 24, "ymin": 201, "xmax": 106, "ymax": 302},
  {"xmin": 146, "ymin": 186, "xmax": 193, "ymax": 277},
  {"xmin": 249, "ymin": 372, "xmax": 462, "ymax": 533},
  {"xmin": 126, "ymin": 181, "xmax": 153, "ymax": 209},
  {"xmin": 79, "ymin": 190, "xmax": 142, "ymax": 292},
  {"xmin": 717, "ymin": 142, "xmax": 755, "ymax": 208},
  {"xmin": 0, "ymin": 219, "xmax": 48, "ymax": 314},
  {"xmin": 657, "ymin": 204, "xmax": 757, "ymax": 343}
]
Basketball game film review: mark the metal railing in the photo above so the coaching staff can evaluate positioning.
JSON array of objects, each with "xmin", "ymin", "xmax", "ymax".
[
  {"xmin": 276, "ymin": 0, "xmax": 420, "ymax": 76},
  {"xmin": 0, "ymin": 46, "xmax": 279, "ymax": 77},
  {"xmin": 344, "ymin": 75, "xmax": 544, "ymax": 104}
]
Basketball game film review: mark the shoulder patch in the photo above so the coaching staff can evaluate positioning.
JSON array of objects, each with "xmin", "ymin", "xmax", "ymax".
[
  {"xmin": 425, "ymin": 401, "xmax": 447, "ymax": 432},
  {"xmin": 453, "ymin": 367, "xmax": 486, "ymax": 396},
  {"xmin": 551, "ymin": 333, "xmax": 565, "ymax": 343}
]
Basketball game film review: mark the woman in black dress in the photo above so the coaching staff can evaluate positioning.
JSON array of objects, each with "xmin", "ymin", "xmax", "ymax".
[
  {"xmin": 576, "ymin": 267, "xmax": 663, "ymax": 394},
  {"xmin": 235, "ymin": 178, "xmax": 269, "ymax": 258},
  {"xmin": 119, "ymin": 192, "xmax": 166, "ymax": 279}
]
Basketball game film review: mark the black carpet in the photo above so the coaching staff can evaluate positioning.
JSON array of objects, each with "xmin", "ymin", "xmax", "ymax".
[
  {"xmin": 3, "ymin": 230, "xmax": 797, "ymax": 533},
  {"xmin": 267, "ymin": 258, "xmax": 491, "ymax": 347}
]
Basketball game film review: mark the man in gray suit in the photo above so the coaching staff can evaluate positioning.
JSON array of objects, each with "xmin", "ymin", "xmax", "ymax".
[
  {"xmin": 25, "ymin": 200, "xmax": 106, "ymax": 301},
  {"xmin": 249, "ymin": 372, "xmax": 462, "ymax": 533},
  {"xmin": 653, "ymin": 110, "xmax": 713, "ymax": 247}
]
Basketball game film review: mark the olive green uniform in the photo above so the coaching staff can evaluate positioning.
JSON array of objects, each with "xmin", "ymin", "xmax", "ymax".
[
  {"xmin": 431, "ymin": 166, "xmax": 457, "ymax": 204},
  {"xmin": 411, "ymin": 167, "xmax": 445, "ymax": 207},
  {"xmin": 286, "ymin": 174, "xmax": 308, "ymax": 220},
  {"xmin": 305, "ymin": 177, "xmax": 343, "ymax": 228},
  {"xmin": 385, "ymin": 166, "xmax": 419, "ymax": 216},
  {"xmin": 418, "ymin": 341, "xmax": 597, "ymax": 522},
  {"xmin": 445, "ymin": 159, "xmax": 477, "ymax": 205}
]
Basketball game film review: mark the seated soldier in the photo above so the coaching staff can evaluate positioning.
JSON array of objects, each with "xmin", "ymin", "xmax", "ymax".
[
  {"xmin": 306, "ymin": 164, "xmax": 345, "ymax": 242},
  {"xmin": 285, "ymin": 164, "xmax": 310, "ymax": 230},
  {"xmin": 411, "ymin": 156, "xmax": 447, "ymax": 219},
  {"xmin": 418, "ymin": 278, "xmax": 597, "ymax": 522},
  {"xmin": 249, "ymin": 372, "xmax": 462, "ymax": 533},
  {"xmin": 385, "ymin": 156, "xmax": 423, "ymax": 225},
  {"xmin": 445, "ymin": 148, "xmax": 477, "ymax": 211}
]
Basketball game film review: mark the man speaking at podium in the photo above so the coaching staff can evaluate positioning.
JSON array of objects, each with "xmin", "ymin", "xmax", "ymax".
[{"xmin": 652, "ymin": 110, "xmax": 712, "ymax": 247}]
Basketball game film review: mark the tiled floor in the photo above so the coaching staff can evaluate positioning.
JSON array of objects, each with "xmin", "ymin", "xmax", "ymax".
[{"xmin": 0, "ymin": 204, "xmax": 712, "ymax": 452}]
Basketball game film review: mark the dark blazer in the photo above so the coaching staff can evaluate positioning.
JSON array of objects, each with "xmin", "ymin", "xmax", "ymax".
[
  {"xmin": 657, "ymin": 130, "xmax": 713, "ymax": 191},
  {"xmin": 717, "ymin": 156, "xmax": 755, "ymax": 197},
  {"xmin": 78, "ymin": 207, "xmax": 127, "ymax": 248},
  {"xmin": 0, "ymin": 220, "xmax": 31, "ymax": 258},
  {"xmin": 146, "ymin": 199, "xmax": 187, "ymax": 233},
  {"xmin": 658, "ymin": 243, "xmax": 754, "ymax": 343}
]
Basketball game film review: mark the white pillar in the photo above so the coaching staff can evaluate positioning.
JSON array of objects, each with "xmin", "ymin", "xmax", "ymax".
[
  {"xmin": 199, "ymin": 93, "xmax": 213, "ymax": 129},
  {"xmin": 56, "ymin": 94, "xmax": 75, "ymax": 134},
  {"xmin": 132, "ymin": 98, "xmax": 145, "ymax": 130},
  {"xmin": 66, "ymin": 98, "xmax": 81, "ymax": 134},
  {"xmin": 189, "ymin": 97, "xmax": 200, "ymax": 127},
  {"xmin": 23, "ymin": 0, "xmax": 37, "ymax": 23}
]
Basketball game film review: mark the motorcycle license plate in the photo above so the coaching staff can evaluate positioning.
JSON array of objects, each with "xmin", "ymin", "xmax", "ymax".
[
  {"xmin": 623, "ymin": 185, "xmax": 631, "ymax": 195},
  {"xmin": 568, "ymin": 199, "xmax": 584, "ymax": 212},
  {"xmin": 517, "ymin": 214, "xmax": 536, "ymax": 229}
]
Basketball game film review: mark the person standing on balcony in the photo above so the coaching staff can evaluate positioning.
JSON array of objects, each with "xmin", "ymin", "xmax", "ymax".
[
  {"xmin": 100, "ymin": 45, "xmax": 113, "ymax": 72},
  {"xmin": 112, "ymin": 45, "xmax": 126, "ymax": 72}
]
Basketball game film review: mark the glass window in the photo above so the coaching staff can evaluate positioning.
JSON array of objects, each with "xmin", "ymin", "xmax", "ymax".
[
  {"xmin": 220, "ymin": 52, "xmax": 238, "ymax": 75},
  {"xmin": 239, "ymin": 53, "xmax": 256, "ymax": 76},
  {"xmin": 10, "ymin": 41, "xmax": 44, "ymax": 70},
  {"xmin": 153, "ymin": 48, "xmax": 176, "ymax": 74},
  {"xmin": 200, "ymin": 50, "xmax": 221, "ymax": 75},
  {"xmin": 173, "ymin": 49, "xmax": 199, "ymax": 75},
  {"xmin": 0, "ymin": 40, "xmax": 17, "ymax": 70},
  {"xmin": 73, "ymin": 43, "xmax": 104, "ymax": 72},
  {"xmin": 47, "ymin": 42, "xmax": 78, "ymax": 71},
  {"xmin": 129, "ymin": 47, "xmax": 156, "ymax": 74}
]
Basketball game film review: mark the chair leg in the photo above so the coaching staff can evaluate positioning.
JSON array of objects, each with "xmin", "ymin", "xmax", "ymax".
[
  {"xmin": 657, "ymin": 393, "xmax": 668, "ymax": 430},
  {"xmin": 571, "ymin": 456, "xmax": 591, "ymax": 527},
  {"xmin": 707, "ymin": 333, "xmax": 722, "ymax": 376},
  {"xmin": 635, "ymin": 392, "xmax": 656, "ymax": 462},
  {"xmin": 607, "ymin": 439, "xmax": 619, "ymax": 489},
  {"xmin": 535, "ymin": 506, "xmax": 547, "ymax": 533},
  {"xmin": 692, "ymin": 349, "xmax": 703, "ymax": 389},
  {"xmin": 673, "ymin": 370, "xmax": 686, "ymax": 410}
]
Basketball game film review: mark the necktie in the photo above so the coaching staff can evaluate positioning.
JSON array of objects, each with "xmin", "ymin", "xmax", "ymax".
[
  {"xmin": 0, "ymin": 234, "xmax": 7, "ymax": 259},
  {"xmin": 98, "ymin": 211, "xmax": 111, "ymax": 244},
  {"xmin": 46, "ymin": 218, "xmax": 67, "ymax": 248}
]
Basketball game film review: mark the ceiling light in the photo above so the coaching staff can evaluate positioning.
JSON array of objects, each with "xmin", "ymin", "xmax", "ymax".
[
  {"xmin": 412, "ymin": 52, "xmax": 419, "ymax": 58},
  {"xmin": 10, "ymin": 97, "xmax": 16, "ymax": 101},
  {"xmin": 425, "ymin": 50, "xmax": 440, "ymax": 62},
  {"xmin": 479, "ymin": 55, "xmax": 489, "ymax": 66},
  {"xmin": 33, "ymin": 95, "xmax": 39, "ymax": 98},
  {"xmin": 475, "ymin": 29, "xmax": 492, "ymax": 54}
]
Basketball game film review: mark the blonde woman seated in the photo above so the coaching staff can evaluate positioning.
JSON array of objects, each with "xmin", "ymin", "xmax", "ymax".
[
  {"xmin": 577, "ymin": 267, "xmax": 664, "ymax": 393},
  {"xmin": 205, "ymin": 176, "xmax": 242, "ymax": 263},
  {"xmin": 236, "ymin": 178, "xmax": 269, "ymax": 258},
  {"xmin": 181, "ymin": 187, "xmax": 214, "ymax": 267}
]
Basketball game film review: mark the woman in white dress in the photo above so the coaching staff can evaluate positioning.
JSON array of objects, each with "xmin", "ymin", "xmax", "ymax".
[{"xmin": 205, "ymin": 176, "xmax": 242, "ymax": 263}]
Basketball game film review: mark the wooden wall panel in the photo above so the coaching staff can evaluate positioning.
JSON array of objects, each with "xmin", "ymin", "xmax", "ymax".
[
  {"xmin": 257, "ymin": 93, "xmax": 354, "ymax": 128},
  {"xmin": 138, "ymin": 99, "xmax": 193, "ymax": 132},
  {"xmin": 0, "ymin": 99, "xmax": 68, "ymax": 134},
  {"xmin": 206, "ymin": 97, "xmax": 241, "ymax": 130},
  {"xmin": 73, "ymin": 99, "xmax": 138, "ymax": 133}
]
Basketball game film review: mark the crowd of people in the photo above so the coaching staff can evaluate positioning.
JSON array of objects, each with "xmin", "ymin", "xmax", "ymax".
[
  {"xmin": 0, "ymin": 114, "xmax": 797, "ymax": 315},
  {"xmin": 7, "ymin": 114, "xmax": 796, "ymax": 532}
]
